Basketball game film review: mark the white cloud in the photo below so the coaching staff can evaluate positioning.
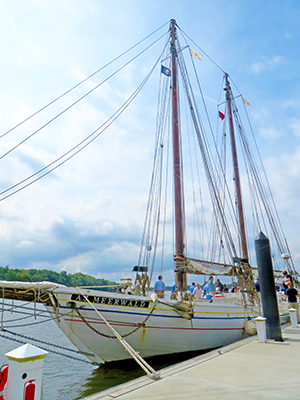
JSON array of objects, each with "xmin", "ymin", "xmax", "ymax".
[
  {"xmin": 251, "ymin": 56, "xmax": 285, "ymax": 74},
  {"xmin": 17, "ymin": 240, "xmax": 34, "ymax": 248},
  {"xmin": 259, "ymin": 126, "xmax": 281, "ymax": 139},
  {"xmin": 289, "ymin": 118, "xmax": 300, "ymax": 138}
]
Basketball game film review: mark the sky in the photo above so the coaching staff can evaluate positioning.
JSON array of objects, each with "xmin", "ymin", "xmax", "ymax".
[{"xmin": 1, "ymin": 0, "xmax": 300, "ymax": 286}]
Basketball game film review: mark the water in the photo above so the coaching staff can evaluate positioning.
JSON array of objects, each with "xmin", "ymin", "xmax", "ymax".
[{"xmin": 0, "ymin": 299, "xmax": 207, "ymax": 399}]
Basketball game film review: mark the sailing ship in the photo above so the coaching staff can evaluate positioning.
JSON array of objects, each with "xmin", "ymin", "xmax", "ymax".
[{"xmin": 0, "ymin": 19, "xmax": 298, "ymax": 367}]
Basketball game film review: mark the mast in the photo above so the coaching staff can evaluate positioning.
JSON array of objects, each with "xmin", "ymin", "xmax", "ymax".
[
  {"xmin": 225, "ymin": 73, "xmax": 249, "ymax": 262},
  {"xmin": 170, "ymin": 19, "xmax": 187, "ymax": 293}
]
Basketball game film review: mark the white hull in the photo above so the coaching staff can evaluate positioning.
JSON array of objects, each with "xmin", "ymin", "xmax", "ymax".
[{"xmin": 46, "ymin": 287, "xmax": 263, "ymax": 364}]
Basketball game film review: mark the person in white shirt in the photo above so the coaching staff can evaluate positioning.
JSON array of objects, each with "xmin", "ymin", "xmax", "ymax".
[{"xmin": 193, "ymin": 283, "xmax": 203, "ymax": 299}]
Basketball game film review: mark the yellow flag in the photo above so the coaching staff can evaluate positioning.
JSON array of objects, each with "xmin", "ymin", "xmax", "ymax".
[
  {"xmin": 190, "ymin": 48, "xmax": 203, "ymax": 61},
  {"xmin": 243, "ymin": 98, "xmax": 251, "ymax": 106}
]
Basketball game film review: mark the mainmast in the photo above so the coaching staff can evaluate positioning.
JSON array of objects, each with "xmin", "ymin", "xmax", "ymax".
[
  {"xmin": 224, "ymin": 73, "xmax": 249, "ymax": 262},
  {"xmin": 170, "ymin": 19, "xmax": 187, "ymax": 293}
]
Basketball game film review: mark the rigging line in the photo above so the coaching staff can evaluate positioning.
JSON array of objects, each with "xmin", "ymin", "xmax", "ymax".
[
  {"xmin": 241, "ymin": 95, "xmax": 290, "ymax": 248},
  {"xmin": 177, "ymin": 55, "xmax": 238, "ymax": 259},
  {"xmin": 151, "ymin": 145, "xmax": 164, "ymax": 277},
  {"xmin": 177, "ymin": 38, "xmax": 241, "ymax": 244},
  {"xmin": 2, "ymin": 328, "xmax": 89, "ymax": 355},
  {"xmin": 0, "ymin": 333, "xmax": 94, "ymax": 364},
  {"xmin": 0, "ymin": 43, "xmax": 168, "ymax": 202},
  {"xmin": 1, "ymin": 304, "xmax": 68, "ymax": 321},
  {"xmin": 137, "ymin": 63, "xmax": 170, "ymax": 269},
  {"xmin": 232, "ymin": 99, "xmax": 286, "ymax": 262},
  {"xmin": 231, "ymin": 94, "xmax": 285, "ymax": 249},
  {"xmin": 1, "ymin": 308, "xmax": 74, "ymax": 328},
  {"xmin": 0, "ymin": 30, "xmax": 168, "ymax": 161},
  {"xmin": 189, "ymin": 66, "xmax": 241, "ymax": 242},
  {"xmin": 1, "ymin": 310, "xmax": 46, "ymax": 323},
  {"xmin": 160, "ymin": 113, "xmax": 171, "ymax": 275},
  {"xmin": 227, "ymin": 73, "xmax": 287, "ymax": 241},
  {"xmin": 0, "ymin": 20, "xmax": 170, "ymax": 140},
  {"xmin": 177, "ymin": 26, "xmax": 226, "ymax": 74}
]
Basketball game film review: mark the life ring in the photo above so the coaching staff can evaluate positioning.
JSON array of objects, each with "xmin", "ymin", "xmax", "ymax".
[{"xmin": 0, "ymin": 364, "xmax": 8, "ymax": 400}]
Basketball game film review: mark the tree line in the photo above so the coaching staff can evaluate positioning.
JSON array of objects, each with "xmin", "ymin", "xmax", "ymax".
[{"xmin": 0, "ymin": 265, "xmax": 118, "ymax": 289}]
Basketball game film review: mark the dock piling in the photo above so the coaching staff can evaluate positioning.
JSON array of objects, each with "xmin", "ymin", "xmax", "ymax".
[{"xmin": 255, "ymin": 231, "xmax": 283, "ymax": 341}]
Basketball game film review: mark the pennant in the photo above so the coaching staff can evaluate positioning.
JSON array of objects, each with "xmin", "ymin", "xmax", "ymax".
[
  {"xmin": 219, "ymin": 111, "xmax": 225, "ymax": 120},
  {"xmin": 190, "ymin": 48, "xmax": 203, "ymax": 61},
  {"xmin": 243, "ymin": 98, "xmax": 251, "ymax": 106},
  {"xmin": 161, "ymin": 65, "xmax": 171, "ymax": 76}
]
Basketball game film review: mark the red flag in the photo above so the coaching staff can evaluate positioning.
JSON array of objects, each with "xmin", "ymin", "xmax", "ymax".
[{"xmin": 219, "ymin": 111, "xmax": 225, "ymax": 120}]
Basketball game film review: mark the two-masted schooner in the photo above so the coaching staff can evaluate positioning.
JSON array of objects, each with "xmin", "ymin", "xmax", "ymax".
[{"xmin": 0, "ymin": 19, "xmax": 297, "ymax": 365}]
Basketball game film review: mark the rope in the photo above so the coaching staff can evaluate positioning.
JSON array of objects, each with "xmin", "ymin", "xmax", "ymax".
[
  {"xmin": 0, "ymin": 21, "xmax": 170, "ymax": 140},
  {"xmin": 1, "ymin": 328, "xmax": 89, "ymax": 356},
  {"xmin": 0, "ymin": 332, "xmax": 94, "ymax": 365},
  {"xmin": 75, "ymin": 287, "xmax": 160, "ymax": 379},
  {"xmin": 0, "ymin": 34, "xmax": 169, "ymax": 202}
]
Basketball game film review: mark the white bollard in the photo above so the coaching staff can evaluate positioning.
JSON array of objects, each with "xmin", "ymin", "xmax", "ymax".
[
  {"xmin": 289, "ymin": 308, "xmax": 298, "ymax": 328},
  {"xmin": 5, "ymin": 343, "xmax": 48, "ymax": 400},
  {"xmin": 255, "ymin": 316, "xmax": 267, "ymax": 342}
]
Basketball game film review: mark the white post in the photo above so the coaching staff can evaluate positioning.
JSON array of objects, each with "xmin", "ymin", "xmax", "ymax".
[
  {"xmin": 5, "ymin": 343, "xmax": 48, "ymax": 400},
  {"xmin": 255, "ymin": 316, "xmax": 267, "ymax": 343},
  {"xmin": 289, "ymin": 308, "xmax": 298, "ymax": 328}
]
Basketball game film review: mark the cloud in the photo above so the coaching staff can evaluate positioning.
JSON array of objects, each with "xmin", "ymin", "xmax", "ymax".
[
  {"xmin": 289, "ymin": 118, "xmax": 300, "ymax": 138},
  {"xmin": 259, "ymin": 126, "xmax": 281, "ymax": 139},
  {"xmin": 250, "ymin": 56, "xmax": 286, "ymax": 74},
  {"xmin": 17, "ymin": 240, "xmax": 34, "ymax": 248}
]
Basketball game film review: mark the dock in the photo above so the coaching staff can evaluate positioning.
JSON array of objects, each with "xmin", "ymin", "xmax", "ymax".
[{"xmin": 83, "ymin": 323, "xmax": 300, "ymax": 399}]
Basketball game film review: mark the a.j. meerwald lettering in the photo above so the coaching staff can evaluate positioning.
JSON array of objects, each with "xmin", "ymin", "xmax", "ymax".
[{"xmin": 71, "ymin": 294, "xmax": 150, "ymax": 308}]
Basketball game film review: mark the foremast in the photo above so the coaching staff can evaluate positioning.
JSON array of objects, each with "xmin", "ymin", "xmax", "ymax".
[{"xmin": 170, "ymin": 19, "xmax": 187, "ymax": 294}]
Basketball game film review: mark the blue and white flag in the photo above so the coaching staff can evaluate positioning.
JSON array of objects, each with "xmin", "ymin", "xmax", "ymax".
[{"xmin": 161, "ymin": 65, "xmax": 171, "ymax": 76}]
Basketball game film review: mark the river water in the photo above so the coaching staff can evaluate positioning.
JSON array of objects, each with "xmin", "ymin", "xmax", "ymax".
[{"xmin": 0, "ymin": 298, "xmax": 208, "ymax": 399}]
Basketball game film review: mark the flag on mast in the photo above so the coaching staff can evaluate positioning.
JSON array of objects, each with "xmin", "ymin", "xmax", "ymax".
[
  {"xmin": 190, "ymin": 48, "xmax": 203, "ymax": 61},
  {"xmin": 243, "ymin": 98, "xmax": 251, "ymax": 106},
  {"xmin": 161, "ymin": 65, "xmax": 171, "ymax": 76},
  {"xmin": 219, "ymin": 111, "xmax": 225, "ymax": 120}
]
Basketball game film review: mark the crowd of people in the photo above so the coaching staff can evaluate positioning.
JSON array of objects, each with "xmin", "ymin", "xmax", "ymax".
[
  {"xmin": 185, "ymin": 276, "xmax": 240, "ymax": 299},
  {"xmin": 155, "ymin": 271, "xmax": 299, "ymax": 320}
]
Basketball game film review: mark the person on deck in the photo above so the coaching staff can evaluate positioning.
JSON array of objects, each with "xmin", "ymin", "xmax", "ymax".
[
  {"xmin": 215, "ymin": 278, "xmax": 224, "ymax": 293},
  {"xmin": 189, "ymin": 282, "xmax": 196, "ymax": 296},
  {"xmin": 154, "ymin": 275, "xmax": 166, "ymax": 299},
  {"xmin": 203, "ymin": 281, "xmax": 209, "ymax": 295},
  {"xmin": 208, "ymin": 276, "xmax": 216, "ymax": 295},
  {"xmin": 170, "ymin": 283, "xmax": 178, "ymax": 300},
  {"xmin": 171, "ymin": 283, "xmax": 178, "ymax": 294},
  {"xmin": 193, "ymin": 283, "xmax": 203, "ymax": 299},
  {"xmin": 230, "ymin": 282, "xmax": 236, "ymax": 293},
  {"xmin": 282, "ymin": 271, "xmax": 292, "ymax": 294},
  {"xmin": 284, "ymin": 282, "xmax": 300, "ymax": 322},
  {"xmin": 255, "ymin": 278, "xmax": 260, "ymax": 292},
  {"xmin": 223, "ymin": 284, "xmax": 229, "ymax": 293}
]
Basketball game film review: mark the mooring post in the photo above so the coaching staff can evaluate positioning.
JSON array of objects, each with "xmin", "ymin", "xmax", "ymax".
[
  {"xmin": 255, "ymin": 316, "xmax": 267, "ymax": 342},
  {"xmin": 5, "ymin": 343, "xmax": 48, "ymax": 400},
  {"xmin": 255, "ymin": 231, "xmax": 283, "ymax": 341},
  {"xmin": 289, "ymin": 308, "xmax": 298, "ymax": 328}
]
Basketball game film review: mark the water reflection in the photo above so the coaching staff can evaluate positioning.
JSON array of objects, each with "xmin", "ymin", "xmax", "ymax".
[{"xmin": 75, "ymin": 350, "xmax": 208, "ymax": 399}]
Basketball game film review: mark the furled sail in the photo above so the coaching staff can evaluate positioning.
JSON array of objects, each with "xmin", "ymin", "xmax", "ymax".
[{"xmin": 175, "ymin": 257, "xmax": 237, "ymax": 276}]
